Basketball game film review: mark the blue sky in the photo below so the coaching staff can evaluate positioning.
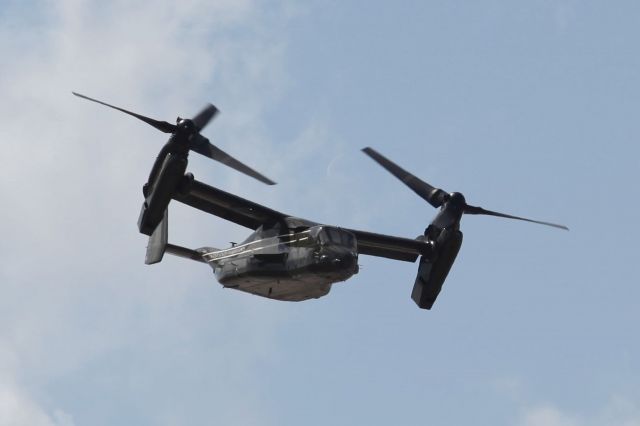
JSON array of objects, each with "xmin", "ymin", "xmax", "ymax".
[{"xmin": 1, "ymin": 1, "xmax": 639, "ymax": 425}]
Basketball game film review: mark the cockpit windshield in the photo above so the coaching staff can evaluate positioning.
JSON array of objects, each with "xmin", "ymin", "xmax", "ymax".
[{"xmin": 318, "ymin": 227, "xmax": 356, "ymax": 248}]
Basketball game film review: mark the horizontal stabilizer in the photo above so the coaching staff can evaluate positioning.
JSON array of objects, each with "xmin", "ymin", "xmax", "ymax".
[
  {"xmin": 166, "ymin": 244, "xmax": 206, "ymax": 263},
  {"xmin": 145, "ymin": 209, "xmax": 206, "ymax": 264}
]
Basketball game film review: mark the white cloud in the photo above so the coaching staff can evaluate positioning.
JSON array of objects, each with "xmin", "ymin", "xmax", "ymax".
[
  {"xmin": 0, "ymin": 383, "xmax": 74, "ymax": 426},
  {"xmin": 493, "ymin": 377, "xmax": 640, "ymax": 426},
  {"xmin": 520, "ymin": 405, "xmax": 578, "ymax": 426},
  {"xmin": 518, "ymin": 397, "xmax": 640, "ymax": 426},
  {"xmin": 0, "ymin": 0, "xmax": 299, "ymax": 423}
]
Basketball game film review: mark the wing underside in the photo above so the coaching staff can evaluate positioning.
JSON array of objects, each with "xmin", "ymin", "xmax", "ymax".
[{"xmin": 345, "ymin": 229, "xmax": 429, "ymax": 262}]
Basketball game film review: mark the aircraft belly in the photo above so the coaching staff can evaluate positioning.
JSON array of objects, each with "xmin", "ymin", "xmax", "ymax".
[
  {"xmin": 208, "ymin": 241, "xmax": 358, "ymax": 302},
  {"xmin": 217, "ymin": 267, "xmax": 355, "ymax": 302}
]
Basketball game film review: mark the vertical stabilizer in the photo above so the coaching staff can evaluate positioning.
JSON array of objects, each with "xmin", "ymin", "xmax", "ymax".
[{"xmin": 145, "ymin": 209, "xmax": 168, "ymax": 265}]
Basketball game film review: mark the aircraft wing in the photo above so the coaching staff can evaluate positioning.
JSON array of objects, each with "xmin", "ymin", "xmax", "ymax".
[
  {"xmin": 173, "ymin": 178, "xmax": 288, "ymax": 229},
  {"xmin": 174, "ymin": 177, "xmax": 430, "ymax": 262},
  {"xmin": 343, "ymin": 229, "xmax": 430, "ymax": 262}
]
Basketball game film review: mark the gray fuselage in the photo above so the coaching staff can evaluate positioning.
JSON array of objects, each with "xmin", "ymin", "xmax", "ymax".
[{"xmin": 199, "ymin": 225, "xmax": 359, "ymax": 301}]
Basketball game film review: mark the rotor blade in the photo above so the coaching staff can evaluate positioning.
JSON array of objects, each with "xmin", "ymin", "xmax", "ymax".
[
  {"xmin": 191, "ymin": 136, "xmax": 276, "ymax": 185},
  {"xmin": 72, "ymin": 92, "xmax": 177, "ymax": 133},
  {"xmin": 463, "ymin": 205, "xmax": 569, "ymax": 230},
  {"xmin": 362, "ymin": 147, "xmax": 446, "ymax": 208},
  {"xmin": 191, "ymin": 103, "xmax": 219, "ymax": 131}
]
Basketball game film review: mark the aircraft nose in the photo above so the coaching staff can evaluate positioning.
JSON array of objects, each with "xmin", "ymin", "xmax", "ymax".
[{"xmin": 335, "ymin": 250, "xmax": 358, "ymax": 269}]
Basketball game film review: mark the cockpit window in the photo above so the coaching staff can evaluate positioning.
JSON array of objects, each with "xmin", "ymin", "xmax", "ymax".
[
  {"xmin": 319, "ymin": 228, "xmax": 355, "ymax": 247},
  {"xmin": 344, "ymin": 232, "xmax": 355, "ymax": 247}
]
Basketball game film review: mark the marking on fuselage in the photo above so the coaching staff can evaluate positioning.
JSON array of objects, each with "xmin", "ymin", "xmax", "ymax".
[{"xmin": 202, "ymin": 232, "xmax": 312, "ymax": 263}]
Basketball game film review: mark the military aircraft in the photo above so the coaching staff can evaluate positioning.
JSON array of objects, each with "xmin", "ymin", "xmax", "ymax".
[{"xmin": 74, "ymin": 93, "xmax": 567, "ymax": 309}]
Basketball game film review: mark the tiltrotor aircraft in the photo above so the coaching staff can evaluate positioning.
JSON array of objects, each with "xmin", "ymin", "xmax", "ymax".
[{"xmin": 74, "ymin": 93, "xmax": 567, "ymax": 309}]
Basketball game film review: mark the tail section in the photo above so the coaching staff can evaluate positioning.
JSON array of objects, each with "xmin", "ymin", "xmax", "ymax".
[{"xmin": 144, "ymin": 208, "xmax": 206, "ymax": 265}]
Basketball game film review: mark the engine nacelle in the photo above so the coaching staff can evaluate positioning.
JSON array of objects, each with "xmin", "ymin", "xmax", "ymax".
[
  {"xmin": 411, "ymin": 229, "xmax": 463, "ymax": 309},
  {"xmin": 138, "ymin": 153, "xmax": 188, "ymax": 235}
]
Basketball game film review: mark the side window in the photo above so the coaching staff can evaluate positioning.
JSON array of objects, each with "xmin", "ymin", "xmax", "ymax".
[
  {"xmin": 317, "ymin": 228, "xmax": 330, "ymax": 245},
  {"xmin": 343, "ymin": 232, "xmax": 355, "ymax": 247}
]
